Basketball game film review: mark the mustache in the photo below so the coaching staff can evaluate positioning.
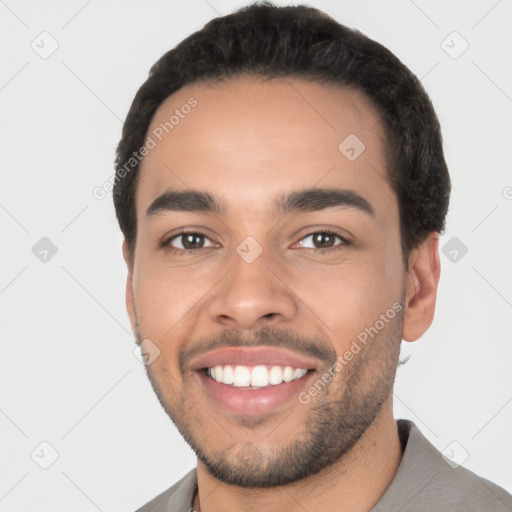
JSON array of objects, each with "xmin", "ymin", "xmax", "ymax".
[{"xmin": 179, "ymin": 326, "xmax": 337, "ymax": 376}]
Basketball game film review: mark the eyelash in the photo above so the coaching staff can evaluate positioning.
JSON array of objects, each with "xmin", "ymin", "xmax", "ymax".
[{"xmin": 161, "ymin": 229, "xmax": 350, "ymax": 256}]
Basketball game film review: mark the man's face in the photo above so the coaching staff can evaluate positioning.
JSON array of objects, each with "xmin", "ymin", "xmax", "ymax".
[{"xmin": 125, "ymin": 76, "xmax": 406, "ymax": 486}]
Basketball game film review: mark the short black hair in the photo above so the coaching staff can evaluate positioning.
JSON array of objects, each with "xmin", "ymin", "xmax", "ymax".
[{"xmin": 113, "ymin": 2, "xmax": 450, "ymax": 265}]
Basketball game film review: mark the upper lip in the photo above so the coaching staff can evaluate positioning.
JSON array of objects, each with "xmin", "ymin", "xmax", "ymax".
[{"xmin": 189, "ymin": 346, "xmax": 319, "ymax": 372}]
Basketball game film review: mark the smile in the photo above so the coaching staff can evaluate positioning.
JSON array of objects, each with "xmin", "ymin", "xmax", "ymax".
[
  {"xmin": 190, "ymin": 346, "xmax": 318, "ymax": 416},
  {"xmin": 206, "ymin": 364, "xmax": 309, "ymax": 388}
]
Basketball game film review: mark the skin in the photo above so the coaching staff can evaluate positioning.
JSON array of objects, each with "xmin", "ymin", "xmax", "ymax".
[{"xmin": 122, "ymin": 76, "xmax": 441, "ymax": 511}]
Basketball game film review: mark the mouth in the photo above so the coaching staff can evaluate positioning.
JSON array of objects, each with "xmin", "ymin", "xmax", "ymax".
[
  {"xmin": 190, "ymin": 346, "xmax": 318, "ymax": 416},
  {"xmin": 204, "ymin": 364, "xmax": 309, "ymax": 388}
]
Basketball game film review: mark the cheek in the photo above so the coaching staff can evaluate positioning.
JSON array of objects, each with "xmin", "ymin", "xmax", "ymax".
[
  {"xmin": 133, "ymin": 258, "xmax": 208, "ymax": 334},
  {"xmin": 290, "ymin": 253, "xmax": 402, "ymax": 351}
]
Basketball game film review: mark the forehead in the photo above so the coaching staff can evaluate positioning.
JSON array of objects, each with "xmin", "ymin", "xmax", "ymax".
[{"xmin": 135, "ymin": 76, "xmax": 394, "ymax": 219}]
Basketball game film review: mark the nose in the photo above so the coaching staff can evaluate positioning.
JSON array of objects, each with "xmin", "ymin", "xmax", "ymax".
[{"xmin": 207, "ymin": 248, "xmax": 297, "ymax": 330}]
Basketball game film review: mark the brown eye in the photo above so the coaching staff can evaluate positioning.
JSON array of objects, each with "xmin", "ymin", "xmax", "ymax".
[
  {"xmin": 312, "ymin": 232, "xmax": 336, "ymax": 248},
  {"xmin": 166, "ymin": 232, "xmax": 215, "ymax": 251},
  {"xmin": 296, "ymin": 230, "xmax": 348, "ymax": 251},
  {"xmin": 181, "ymin": 233, "xmax": 205, "ymax": 249}
]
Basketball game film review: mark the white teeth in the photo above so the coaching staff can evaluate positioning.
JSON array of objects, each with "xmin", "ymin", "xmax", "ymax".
[
  {"xmin": 269, "ymin": 365, "xmax": 283, "ymax": 385},
  {"xmin": 222, "ymin": 365, "xmax": 234, "ymax": 385},
  {"xmin": 293, "ymin": 368, "xmax": 307, "ymax": 379},
  {"xmin": 233, "ymin": 366, "xmax": 251, "ymax": 387},
  {"xmin": 251, "ymin": 365, "xmax": 269, "ymax": 387},
  {"xmin": 214, "ymin": 365, "xmax": 223, "ymax": 383},
  {"xmin": 208, "ymin": 364, "xmax": 308, "ymax": 388}
]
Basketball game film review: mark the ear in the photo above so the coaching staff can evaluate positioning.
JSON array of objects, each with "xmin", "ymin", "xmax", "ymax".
[
  {"xmin": 122, "ymin": 239, "xmax": 137, "ymax": 336},
  {"xmin": 402, "ymin": 232, "xmax": 441, "ymax": 342}
]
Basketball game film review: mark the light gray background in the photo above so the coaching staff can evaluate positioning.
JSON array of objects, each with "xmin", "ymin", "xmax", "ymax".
[{"xmin": 1, "ymin": 0, "xmax": 511, "ymax": 510}]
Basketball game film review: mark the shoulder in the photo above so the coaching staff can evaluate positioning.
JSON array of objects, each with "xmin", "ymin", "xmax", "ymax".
[
  {"xmin": 372, "ymin": 419, "xmax": 512, "ymax": 512},
  {"xmin": 135, "ymin": 469, "xmax": 197, "ymax": 512}
]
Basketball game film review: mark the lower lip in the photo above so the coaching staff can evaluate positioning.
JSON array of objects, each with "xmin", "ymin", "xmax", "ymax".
[{"xmin": 197, "ymin": 371, "xmax": 315, "ymax": 416}]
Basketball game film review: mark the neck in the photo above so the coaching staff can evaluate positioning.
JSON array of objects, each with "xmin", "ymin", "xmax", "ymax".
[{"xmin": 194, "ymin": 400, "xmax": 403, "ymax": 512}]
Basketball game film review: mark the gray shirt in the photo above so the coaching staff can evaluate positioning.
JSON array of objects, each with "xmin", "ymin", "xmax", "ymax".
[{"xmin": 135, "ymin": 419, "xmax": 512, "ymax": 511}]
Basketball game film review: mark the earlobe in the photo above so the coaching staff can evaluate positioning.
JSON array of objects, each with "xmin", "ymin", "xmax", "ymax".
[{"xmin": 402, "ymin": 233, "xmax": 441, "ymax": 342}]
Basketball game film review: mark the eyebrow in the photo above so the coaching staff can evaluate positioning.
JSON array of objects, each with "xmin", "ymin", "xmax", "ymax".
[{"xmin": 146, "ymin": 187, "xmax": 374, "ymax": 218}]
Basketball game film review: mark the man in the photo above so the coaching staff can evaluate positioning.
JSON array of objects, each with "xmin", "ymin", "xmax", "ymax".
[{"xmin": 113, "ymin": 3, "xmax": 512, "ymax": 511}]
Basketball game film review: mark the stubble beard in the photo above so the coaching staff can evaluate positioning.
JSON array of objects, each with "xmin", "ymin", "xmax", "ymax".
[{"xmin": 136, "ymin": 307, "xmax": 403, "ymax": 488}]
